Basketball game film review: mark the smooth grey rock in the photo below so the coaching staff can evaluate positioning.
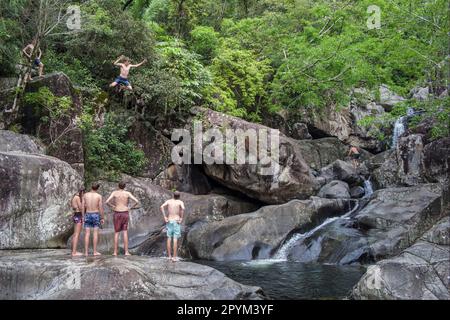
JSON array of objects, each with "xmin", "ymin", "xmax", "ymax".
[
  {"xmin": 379, "ymin": 84, "xmax": 405, "ymax": 109},
  {"xmin": 0, "ymin": 130, "xmax": 44, "ymax": 154},
  {"xmin": 281, "ymin": 184, "xmax": 445, "ymax": 265},
  {"xmin": 319, "ymin": 159, "xmax": 363, "ymax": 186},
  {"xmin": 0, "ymin": 250, "xmax": 265, "ymax": 300},
  {"xmin": 0, "ymin": 152, "xmax": 83, "ymax": 249},
  {"xmin": 291, "ymin": 123, "xmax": 312, "ymax": 140},
  {"xmin": 350, "ymin": 186, "xmax": 366, "ymax": 199},
  {"xmin": 352, "ymin": 218, "xmax": 450, "ymax": 300},
  {"xmin": 191, "ymin": 107, "xmax": 320, "ymax": 204},
  {"xmin": 318, "ymin": 180, "xmax": 351, "ymax": 199},
  {"xmin": 187, "ymin": 198, "xmax": 356, "ymax": 261}
]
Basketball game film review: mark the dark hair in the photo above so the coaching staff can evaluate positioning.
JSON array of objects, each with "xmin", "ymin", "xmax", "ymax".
[
  {"xmin": 118, "ymin": 182, "xmax": 126, "ymax": 189},
  {"xmin": 91, "ymin": 183, "xmax": 100, "ymax": 191},
  {"xmin": 78, "ymin": 188, "xmax": 85, "ymax": 199},
  {"xmin": 173, "ymin": 191, "xmax": 180, "ymax": 199}
]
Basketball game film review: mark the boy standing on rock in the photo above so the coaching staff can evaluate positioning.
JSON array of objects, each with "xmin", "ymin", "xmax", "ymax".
[
  {"xmin": 82, "ymin": 183, "xmax": 105, "ymax": 256},
  {"xmin": 105, "ymin": 182, "xmax": 140, "ymax": 256},
  {"xmin": 160, "ymin": 191, "xmax": 185, "ymax": 262}
]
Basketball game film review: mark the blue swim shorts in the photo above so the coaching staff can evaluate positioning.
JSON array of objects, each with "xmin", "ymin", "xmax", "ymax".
[
  {"xmin": 84, "ymin": 212, "xmax": 101, "ymax": 229},
  {"xmin": 114, "ymin": 76, "xmax": 130, "ymax": 87}
]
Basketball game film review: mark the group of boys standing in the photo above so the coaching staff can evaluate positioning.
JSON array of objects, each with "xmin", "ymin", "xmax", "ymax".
[{"xmin": 71, "ymin": 183, "xmax": 185, "ymax": 262}]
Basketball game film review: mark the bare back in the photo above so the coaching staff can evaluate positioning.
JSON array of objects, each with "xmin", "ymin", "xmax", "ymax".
[
  {"xmin": 84, "ymin": 192, "xmax": 102, "ymax": 213},
  {"xmin": 108, "ymin": 190, "xmax": 135, "ymax": 212},
  {"xmin": 163, "ymin": 199, "xmax": 185, "ymax": 221}
]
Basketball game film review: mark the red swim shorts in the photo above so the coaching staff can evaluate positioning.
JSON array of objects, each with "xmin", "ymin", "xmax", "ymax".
[{"xmin": 113, "ymin": 211, "xmax": 129, "ymax": 232}]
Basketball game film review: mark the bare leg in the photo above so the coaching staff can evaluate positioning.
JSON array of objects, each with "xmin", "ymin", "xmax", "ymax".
[
  {"xmin": 113, "ymin": 232, "xmax": 119, "ymax": 256},
  {"xmin": 166, "ymin": 238, "xmax": 172, "ymax": 259},
  {"xmin": 124, "ymin": 231, "xmax": 130, "ymax": 255},
  {"xmin": 72, "ymin": 223, "xmax": 83, "ymax": 256},
  {"xmin": 172, "ymin": 238, "xmax": 178, "ymax": 262},
  {"xmin": 93, "ymin": 228, "xmax": 101, "ymax": 256},
  {"xmin": 38, "ymin": 63, "xmax": 44, "ymax": 77},
  {"xmin": 84, "ymin": 228, "xmax": 90, "ymax": 256}
]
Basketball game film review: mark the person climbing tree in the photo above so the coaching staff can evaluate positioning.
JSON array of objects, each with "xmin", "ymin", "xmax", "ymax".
[
  {"xmin": 109, "ymin": 55, "xmax": 147, "ymax": 91},
  {"xmin": 22, "ymin": 38, "xmax": 44, "ymax": 80}
]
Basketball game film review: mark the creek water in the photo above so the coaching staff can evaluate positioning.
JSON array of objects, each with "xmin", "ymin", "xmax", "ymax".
[{"xmin": 198, "ymin": 260, "xmax": 366, "ymax": 299}]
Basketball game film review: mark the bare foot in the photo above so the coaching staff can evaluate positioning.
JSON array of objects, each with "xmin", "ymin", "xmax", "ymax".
[
  {"xmin": 125, "ymin": 252, "xmax": 131, "ymax": 256},
  {"xmin": 72, "ymin": 252, "xmax": 83, "ymax": 257},
  {"xmin": 113, "ymin": 252, "xmax": 118, "ymax": 256},
  {"xmin": 84, "ymin": 252, "xmax": 89, "ymax": 256},
  {"xmin": 93, "ymin": 252, "xmax": 102, "ymax": 256}
]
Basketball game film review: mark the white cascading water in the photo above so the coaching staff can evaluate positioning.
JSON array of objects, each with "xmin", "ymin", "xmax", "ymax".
[
  {"xmin": 363, "ymin": 179, "xmax": 374, "ymax": 198},
  {"xmin": 391, "ymin": 116, "xmax": 406, "ymax": 148},
  {"xmin": 271, "ymin": 202, "xmax": 360, "ymax": 261},
  {"xmin": 392, "ymin": 107, "xmax": 415, "ymax": 148}
]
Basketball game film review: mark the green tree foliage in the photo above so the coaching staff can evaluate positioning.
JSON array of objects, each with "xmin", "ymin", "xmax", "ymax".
[
  {"xmin": 80, "ymin": 110, "xmax": 148, "ymax": 183},
  {"xmin": 205, "ymin": 47, "xmax": 272, "ymax": 121}
]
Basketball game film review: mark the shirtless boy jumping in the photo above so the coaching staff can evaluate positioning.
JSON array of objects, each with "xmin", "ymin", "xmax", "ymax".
[
  {"xmin": 82, "ymin": 184, "xmax": 105, "ymax": 256},
  {"xmin": 160, "ymin": 191, "xmax": 185, "ymax": 262},
  {"xmin": 109, "ymin": 55, "xmax": 147, "ymax": 91},
  {"xmin": 105, "ymin": 182, "xmax": 139, "ymax": 256}
]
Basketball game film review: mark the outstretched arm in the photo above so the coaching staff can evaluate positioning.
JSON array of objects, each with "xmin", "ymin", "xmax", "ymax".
[
  {"xmin": 131, "ymin": 58, "xmax": 147, "ymax": 68},
  {"xmin": 113, "ymin": 55, "xmax": 124, "ymax": 66},
  {"xmin": 37, "ymin": 48, "xmax": 42, "ymax": 59}
]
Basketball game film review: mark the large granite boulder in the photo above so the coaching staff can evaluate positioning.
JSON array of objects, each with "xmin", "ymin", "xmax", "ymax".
[
  {"xmin": 0, "ymin": 151, "xmax": 83, "ymax": 249},
  {"xmin": 154, "ymin": 164, "xmax": 212, "ymax": 195},
  {"xmin": 319, "ymin": 159, "xmax": 364, "ymax": 186},
  {"xmin": 128, "ymin": 121, "xmax": 174, "ymax": 179},
  {"xmin": 373, "ymin": 136, "xmax": 449, "ymax": 188},
  {"xmin": 0, "ymin": 250, "xmax": 264, "ymax": 300},
  {"xmin": 279, "ymin": 184, "xmax": 446, "ymax": 265},
  {"xmin": 70, "ymin": 175, "xmax": 258, "ymax": 256},
  {"xmin": 281, "ymin": 88, "xmax": 386, "ymax": 152},
  {"xmin": 318, "ymin": 180, "xmax": 351, "ymax": 199},
  {"xmin": 352, "ymin": 218, "xmax": 449, "ymax": 300},
  {"xmin": 186, "ymin": 198, "xmax": 356, "ymax": 261},
  {"xmin": 294, "ymin": 137, "xmax": 352, "ymax": 171},
  {"xmin": 190, "ymin": 108, "xmax": 324, "ymax": 204},
  {"xmin": 378, "ymin": 84, "xmax": 406, "ymax": 110},
  {"xmin": 0, "ymin": 130, "xmax": 44, "ymax": 154},
  {"xmin": 21, "ymin": 72, "xmax": 84, "ymax": 177}
]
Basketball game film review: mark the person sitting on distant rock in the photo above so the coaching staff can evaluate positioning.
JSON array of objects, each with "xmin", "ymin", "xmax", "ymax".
[
  {"xmin": 82, "ymin": 183, "xmax": 105, "ymax": 256},
  {"xmin": 22, "ymin": 38, "xmax": 44, "ymax": 80},
  {"xmin": 160, "ymin": 191, "xmax": 185, "ymax": 262},
  {"xmin": 109, "ymin": 55, "xmax": 147, "ymax": 91},
  {"xmin": 105, "ymin": 182, "xmax": 139, "ymax": 256},
  {"xmin": 348, "ymin": 145, "xmax": 361, "ymax": 169},
  {"xmin": 70, "ymin": 188, "xmax": 85, "ymax": 257}
]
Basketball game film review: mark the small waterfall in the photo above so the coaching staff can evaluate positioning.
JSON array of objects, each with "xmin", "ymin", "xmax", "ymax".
[
  {"xmin": 363, "ymin": 179, "xmax": 374, "ymax": 198},
  {"xmin": 272, "ymin": 202, "xmax": 359, "ymax": 261},
  {"xmin": 391, "ymin": 116, "xmax": 406, "ymax": 148},
  {"xmin": 392, "ymin": 107, "xmax": 415, "ymax": 148}
]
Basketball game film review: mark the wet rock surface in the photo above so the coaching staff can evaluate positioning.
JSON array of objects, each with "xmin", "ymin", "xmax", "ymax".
[{"xmin": 0, "ymin": 250, "xmax": 265, "ymax": 300}]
